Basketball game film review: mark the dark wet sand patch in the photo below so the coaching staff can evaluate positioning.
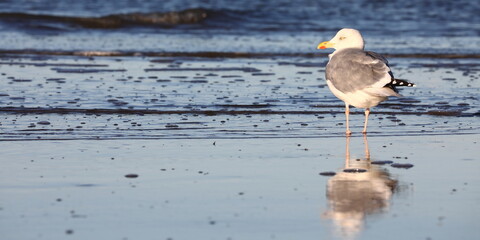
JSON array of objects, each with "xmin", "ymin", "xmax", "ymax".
[
  {"xmin": 11, "ymin": 79, "xmax": 33, "ymax": 82},
  {"xmin": 144, "ymin": 67, "xmax": 261, "ymax": 72},
  {"xmin": 371, "ymin": 160, "xmax": 394, "ymax": 165},
  {"xmin": 390, "ymin": 163, "xmax": 414, "ymax": 169},
  {"xmin": 180, "ymin": 80, "xmax": 209, "ymax": 83},
  {"xmin": 51, "ymin": 68, "xmax": 126, "ymax": 73},
  {"xmin": 251, "ymin": 72, "xmax": 275, "ymax": 76},
  {"xmin": 0, "ymin": 61, "xmax": 109, "ymax": 67},
  {"xmin": 319, "ymin": 171, "xmax": 336, "ymax": 176},
  {"xmin": 124, "ymin": 173, "xmax": 139, "ymax": 178}
]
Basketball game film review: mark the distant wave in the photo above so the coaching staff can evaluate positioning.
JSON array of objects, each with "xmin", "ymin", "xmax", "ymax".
[{"xmin": 0, "ymin": 8, "xmax": 208, "ymax": 28}]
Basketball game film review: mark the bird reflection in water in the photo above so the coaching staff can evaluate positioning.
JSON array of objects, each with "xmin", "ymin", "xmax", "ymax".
[{"xmin": 323, "ymin": 136, "xmax": 398, "ymax": 240}]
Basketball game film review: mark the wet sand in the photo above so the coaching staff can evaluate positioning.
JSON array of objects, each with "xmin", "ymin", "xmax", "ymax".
[
  {"xmin": 0, "ymin": 54, "xmax": 479, "ymax": 240},
  {"xmin": 1, "ymin": 0, "xmax": 479, "ymax": 239},
  {"xmin": 0, "ymin": 55, "xmax": 478, "ymax": 140},
  {"xmin": 0, "ymin": 134, "xmax": 478, "ymax": 240}
]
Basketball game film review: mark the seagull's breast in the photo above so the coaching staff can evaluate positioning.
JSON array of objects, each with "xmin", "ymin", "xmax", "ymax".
[{"xmin": 326, "ymin": 80, "xmax": 387, "ymax": 108}]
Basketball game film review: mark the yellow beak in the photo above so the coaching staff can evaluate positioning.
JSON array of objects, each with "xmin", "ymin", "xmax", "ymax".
[{"xmin": 317, "ymin": 41, "xmax": 335, "ymax": 49}]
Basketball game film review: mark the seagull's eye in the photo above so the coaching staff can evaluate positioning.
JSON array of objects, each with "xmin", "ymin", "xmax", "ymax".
[{"xmin": 339, "ymin": 36, "xmax": 346, "ymax": 40}]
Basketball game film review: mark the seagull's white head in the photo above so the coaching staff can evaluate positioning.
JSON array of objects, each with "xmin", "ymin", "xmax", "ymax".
[{"xmin": 317, "ymin": 28, "xmax": 365, "ymax": 52}]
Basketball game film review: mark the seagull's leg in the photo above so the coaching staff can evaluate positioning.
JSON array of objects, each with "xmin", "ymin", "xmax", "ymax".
[
  {"xmin": 363, "ymin": 134, "xmax": 370, "ymax": 160},
  {"xmin": 345, "ymin": 103, "xmax": 352, "ymax": 136},
  {"xmin": 345, "ymin": 135, "xmax": 351, "ymax": 168},
  {"xmin": 362, "ymin": 108, "xmax": 370, "ymax": 134}
]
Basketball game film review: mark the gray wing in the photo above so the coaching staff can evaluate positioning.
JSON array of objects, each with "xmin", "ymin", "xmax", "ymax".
[{"xmin": 325, "ymin": 49, "xmax": 393, "ymax": 93}]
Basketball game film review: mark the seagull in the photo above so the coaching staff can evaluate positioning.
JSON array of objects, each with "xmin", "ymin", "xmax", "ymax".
[{"xmin": 317, "ymin": 28, "xmax": 415, "ymax": 135}]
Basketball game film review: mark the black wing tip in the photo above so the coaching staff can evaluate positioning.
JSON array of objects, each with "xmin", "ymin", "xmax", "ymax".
[{"xmin": 390, "ymin": 78, "xmax": 416, "ymax": 87}]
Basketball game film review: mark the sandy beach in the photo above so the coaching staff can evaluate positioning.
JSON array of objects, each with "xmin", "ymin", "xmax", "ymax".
[
  {"xmin": 0, "ymin": 53, "xmax": 479, "ymax": 240},
  {"xmin": 1, "ymin": 0, "xmax": 479, "ymax": 239}
]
